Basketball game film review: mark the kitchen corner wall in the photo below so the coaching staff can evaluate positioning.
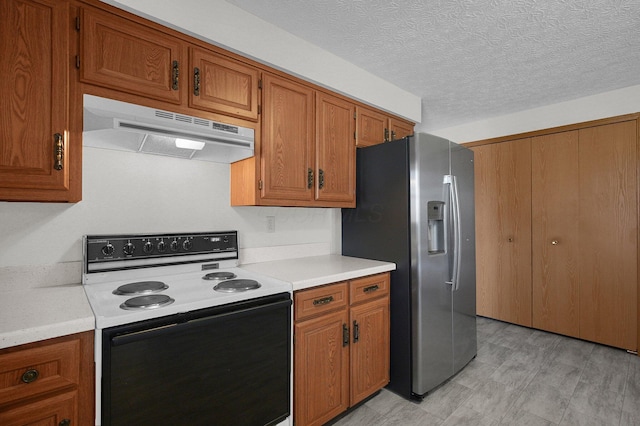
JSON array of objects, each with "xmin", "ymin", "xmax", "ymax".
[
  {"xmin": 0, "ymin": 147, "xmax": 337, "ymax": 269},
  {"xmin": 426, "ymin": 84, "xmax": 640, "ymax": 143}
]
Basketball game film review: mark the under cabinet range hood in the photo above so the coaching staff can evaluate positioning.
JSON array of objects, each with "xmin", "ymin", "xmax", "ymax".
[{"xmin": 83, "ymin": 95, "xmax": 254, "ymax": 163}]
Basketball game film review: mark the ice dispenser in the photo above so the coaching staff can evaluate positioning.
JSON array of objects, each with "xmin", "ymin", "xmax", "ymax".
[{"xmin": 427, "ymin": 201, "xmax": 445, "ymax": 254}]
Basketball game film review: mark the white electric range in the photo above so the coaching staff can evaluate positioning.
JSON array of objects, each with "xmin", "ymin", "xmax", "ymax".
[{"xmin": 83, "ymin": 231, "xmax": 292, "ymax": 426}]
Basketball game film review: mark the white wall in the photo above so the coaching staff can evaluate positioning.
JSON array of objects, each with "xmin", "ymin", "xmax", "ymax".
[
  {"xmin": 426, "ymin": 84, "xmax": 640, "ymax": 143},
  {"xmin": 104, "ymin": 0, "xmax": 422, "ymax": 123},
  {"xmin": 0, "ymin": 147, "xmax": 336, "ymax": 268}
]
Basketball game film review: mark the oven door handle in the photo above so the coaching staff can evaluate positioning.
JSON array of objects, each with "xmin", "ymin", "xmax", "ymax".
[{"xmin": 110, "ymin": 297, "xmax": 292, "ymax": 347}]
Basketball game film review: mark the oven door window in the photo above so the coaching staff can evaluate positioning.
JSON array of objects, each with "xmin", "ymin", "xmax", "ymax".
[{"xmin": 102, "ymin": 293, "xmax": 291, "ymax": 426}]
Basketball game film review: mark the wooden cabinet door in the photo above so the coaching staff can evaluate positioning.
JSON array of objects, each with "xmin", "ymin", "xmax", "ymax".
[
  {"xmin": 356, "ymin": 106, "xmax": 386, "ymax": 147},
  {"xmin": 473, "ymin": 140, "xmax": 532, "ymax": 326},
  {"xmin": 579, "ymin": 121, "xmax": 637, "ymax": 350},
  {"xmin": 294, "ymin": 310, "xmax": 349, "ymax": 426},
  {"xmin": 0, "ymin": 391, "xmax": 77, "ymax": 426},
  {"xmin": 189, "ymin": 48, "xmax": 259, "ymax": 121},
  {"xmin": 531, "ymin": 131, "xmax": 580, "ymax": 337},
  {"xmin": 349, "ymin": 297, "xmax": 389, "ymax": 406},
  {"xmin": 81, "ymin": 7, "xmax": 184, "ymax": 104},
  {"xmin": 315, "ymin": 92, "xmax": 355, "ymax": 206},
  {"xmin": 0, "ymin": 0, "xmax": 75, "ymax": 201},
  {"xmin": 261, "ymin": 73, "xmax": 314, "ymax": 202},
  {"xmin": 388, "ymin": 117, "xmax": 414, "ymax": 141}
]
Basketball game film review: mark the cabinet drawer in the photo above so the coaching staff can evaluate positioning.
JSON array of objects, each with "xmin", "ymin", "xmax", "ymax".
[
  {"xmin": 349, "ymin": 273, "xmax": 390, "ymax": 305},
  {"xmin": 0, "ymin": 390, "xmax": 77, "ymax": 426},
  {"xmin": 294, "ymin": 282, "xmax": 348, "ymax": 321},
  {"xmin": 0, "ymin": 339, "xmax": 80, "ymax": 407}
]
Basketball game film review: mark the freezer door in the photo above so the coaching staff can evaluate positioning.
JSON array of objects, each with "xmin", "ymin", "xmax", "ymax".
[
  {"xmin": 410, "ymin": 134, "xmax": 454, "ymax": 396},
  {"xmin": 451, "ymin": 142, "xmax": 477, "ymax": 374}
]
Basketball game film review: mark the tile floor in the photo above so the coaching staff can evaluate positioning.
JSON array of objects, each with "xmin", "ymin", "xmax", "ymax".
[{"xmin": 334, "ymin": 316, "xmax": 640, "ymax": 425}]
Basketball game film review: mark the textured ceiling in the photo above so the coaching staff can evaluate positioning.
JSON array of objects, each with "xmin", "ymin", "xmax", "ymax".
[{"xmin": 225, "ymin": 0, "xmax": 640, "ymax": 130}]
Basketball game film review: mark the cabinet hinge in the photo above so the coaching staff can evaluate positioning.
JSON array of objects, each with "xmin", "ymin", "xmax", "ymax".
[
  {"xmin": 75, "ymin": 55, "xmax": 80, "ymax": 69},
  {"xmin": 258, "ymin": 180, "xmax": 263, "ymax": 190},
  {"xmin": 258, "ymin": 104, "xmax": 261, "ymax": 115},
  {"xmin": 75, "ymin": 16, "xmax": 80, "ymax": 31},
  {"xmin": 258, "ymin": 79, "xmax": 262, "ymax": 89}
]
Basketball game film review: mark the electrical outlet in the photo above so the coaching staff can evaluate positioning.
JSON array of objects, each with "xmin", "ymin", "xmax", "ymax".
[{"xmin": 266, "ymin": 216, "xmax": 275, "ymax": 233}]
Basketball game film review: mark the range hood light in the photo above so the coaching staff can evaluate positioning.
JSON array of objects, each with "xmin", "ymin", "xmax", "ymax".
[{"xmin": 175, "ymin": 138, "xmax": 205, "ymax": 150}]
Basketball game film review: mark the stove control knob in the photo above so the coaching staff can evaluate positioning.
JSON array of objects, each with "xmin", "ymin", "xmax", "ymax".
[
  {"xmin": 143, "ymin": 241, "xmax": 154, "ymax": 253},
  {"xmin": 182, "ymin": 239, "xmax": 192, "ymax": 251},
  {"xmin": 157, "ymin": 241, "xmax": 167, "ymax": 253},
  {"xmin": 102, "ymin": 243, "xmax": 114, "ymax": 256},
  {"xmin": 123, "ymin": 242, "xmax": 135, "ymax": 256},
  {"xmin": 170, "ymin": 240, "xmax": 179, "ymax": 252}
]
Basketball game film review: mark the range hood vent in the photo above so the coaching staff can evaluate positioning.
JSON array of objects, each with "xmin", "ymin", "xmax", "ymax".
[{"xmin": 83, "ymin": 95, "xmax": 254, "ymax": 164}]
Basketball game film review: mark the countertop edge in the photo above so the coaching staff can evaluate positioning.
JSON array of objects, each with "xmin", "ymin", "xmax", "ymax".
[
  {"xmin": 0, "ymin": 316, "xmax": 95, "ymax": 351},
  {"xmin": 291, "ymin": 263, "xmax": 395, "ymax": 291}
]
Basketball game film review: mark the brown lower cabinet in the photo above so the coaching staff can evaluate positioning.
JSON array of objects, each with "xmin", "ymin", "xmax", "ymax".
[
  {"xmin": 294, "ymin": 273, "xmax": 390, "ymax": 426},
  {"xmin": 0, "ymin": 331, "xmax": 94, "ymax": 426}
]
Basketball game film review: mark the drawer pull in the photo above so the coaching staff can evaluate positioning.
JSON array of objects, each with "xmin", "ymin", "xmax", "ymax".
[
  {"xmin": 59, "ymin": 419, "xmax": 71, "ymax": 426},
  {"xmin": 363, "ymin": 284, "xmax": 380, "ymax": 293},
  {"xmin": 312, "ymin": 295, "xmax": 334, "ymax": 306},
  {"xmin": 21, "ymin": 368, "xmax": 39, "ymax": 384}
]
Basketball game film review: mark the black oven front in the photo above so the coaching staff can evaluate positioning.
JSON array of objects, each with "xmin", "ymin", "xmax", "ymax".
[{"xmin": 101, "ymin": 292, "xmax": 292, "ymax": 426}]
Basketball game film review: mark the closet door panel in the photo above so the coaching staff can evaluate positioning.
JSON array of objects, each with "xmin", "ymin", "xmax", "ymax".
[
  {"xmin": 531, "ymin": 131, "xmax": 580, "ymax": 337},
  {"xmin": 579, "ymin": 121, "xmax": 637, "ymax": 350}
]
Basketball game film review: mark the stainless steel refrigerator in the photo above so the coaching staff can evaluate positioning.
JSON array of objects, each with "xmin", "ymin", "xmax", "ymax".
[{"xmin": 342, "ymin": 133, "xmax": 476, "ymax": 400}]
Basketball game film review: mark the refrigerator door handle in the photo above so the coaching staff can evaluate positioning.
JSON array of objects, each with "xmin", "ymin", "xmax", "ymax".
[{"xmin": 444, "ymin": 174, "xmax": 462, "ymax": 290}]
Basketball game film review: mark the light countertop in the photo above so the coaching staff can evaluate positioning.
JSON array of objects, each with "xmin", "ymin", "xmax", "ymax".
[
  {"xmin": 240, "ymin": 254, "xmax": 396, "ymax": 291},
  {"xmin": 0, "ymin": 255, "xmax": 394, "ymax": 350},
  {"xmin": 0, "ymin": 284, "xmax": 95, "ymax": 350}
]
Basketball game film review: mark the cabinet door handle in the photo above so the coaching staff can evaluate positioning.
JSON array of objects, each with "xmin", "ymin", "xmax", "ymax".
[
  {"xmin": 193, "ymin": 67, "xmax": 200, "ymax": 96},
  {"xmin": 551, "ymin": 240, "xmax": 559, "ymax": 245},
  {"xmin": 391, "ymin": 130, "xmax": 396, "ymax": 140},
  {"xmin": 53, "ymin": 133, "xmax": 64, "ymax": 171},
  {"xmin": 318, "ymin": 169, "xmax": 325, "ymax": 190},
  {"xmin": 363, "ymin": 284, "xmax": 379, "ymax": 293},
  {"xmin": 384, "ymin": 128, "xmax": 389, "ymax": 142},
  {"xmin": 172, "ymin": 60, "xmax": 179, "ymax": 90},
  {"xmin": 21, "ymin": 368, "xmax": 39, "ymax": 383},
  {"xmin": 353, "ymin": 320, "xmax": 359, "ymax": 343},
  {"xmin": 59, "ymin": 420, "xmax": 71, "ymax": 426},
  {"xmin": 343, "ymin": 323, "xmax": 349, "ymax": 347},
  {"xmin": 307, "ymin": 168, "xmax": 314, "ymax": 189},
  {"xmin": 312, "ymin": 295, "xmax": 333, "ymax": 306}
]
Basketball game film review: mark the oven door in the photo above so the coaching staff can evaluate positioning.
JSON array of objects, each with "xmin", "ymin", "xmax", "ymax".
[{"xmin": 102, "ymin": 293, "xmax": 291, "ymax": 426}]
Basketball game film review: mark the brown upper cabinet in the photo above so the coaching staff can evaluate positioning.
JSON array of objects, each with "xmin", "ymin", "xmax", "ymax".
[
  {"xmin": 1, "ymin": 0, "xmax": 411, "ymax": 203},
  {"xmin": 356, "ymin": 105, "xmax": 414, "ymax": 147},
  {"xmin": 231, "ymin": 74, "xmax": 357, "ymax": 207},
  {"xmin": 81, "ymin": 6, "xmax": 185, "ymax": 104},
  {"xmin": 189, "ymin": 47, "xmax": 260, "ymax": 121},
  {"xmin": 0, "ymin": 0, "xmax": 81, "ymax": 202},
  {"xmin": 315, "ymin": 92, "xmax": 356, "ymax": 205},
  {"xmin": 259, "ymin": 73, "xmax": 315, "ymax": 204}
]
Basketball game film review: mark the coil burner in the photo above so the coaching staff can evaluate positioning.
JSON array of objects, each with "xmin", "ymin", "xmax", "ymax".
[
  {"xmin": 213, "ymin": 279, "xmax": 261, "ymax": 293},
  {"xmin": 119, "ymin": 294, "xmax": 175, "ymax": 310},
  {"xmin": 202, "ymin": 271, "xmax": 237, "ymax": 281}
]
